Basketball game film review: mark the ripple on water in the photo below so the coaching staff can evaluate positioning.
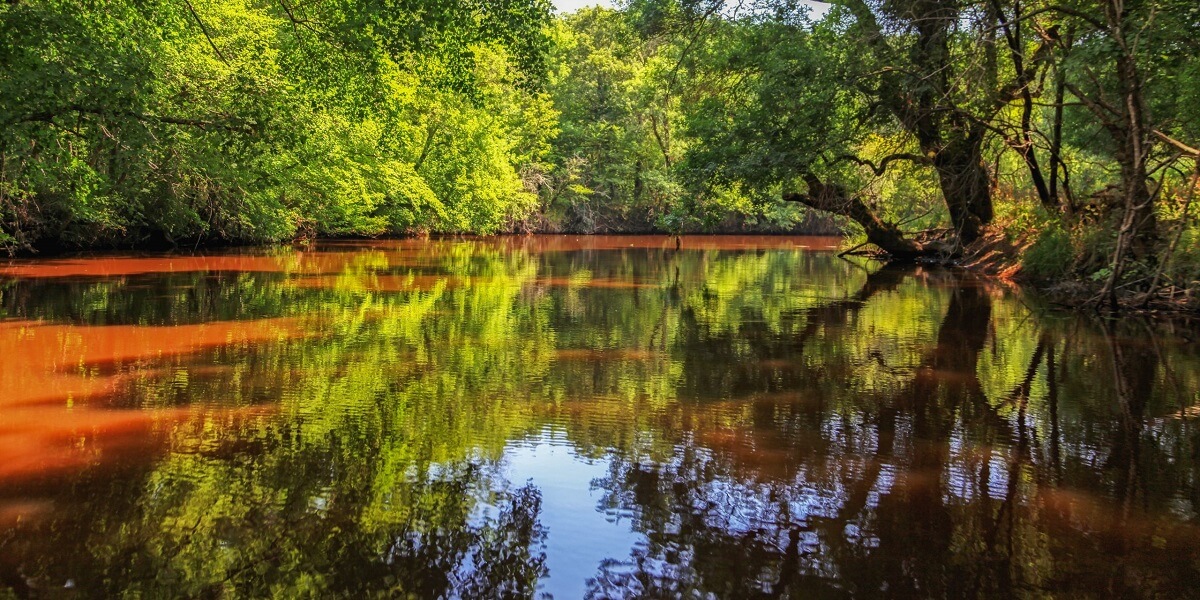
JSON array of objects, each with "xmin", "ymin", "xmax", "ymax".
[{"xmin": 0, "ymin": 236, "xmax": 1196, "ymax": 598}]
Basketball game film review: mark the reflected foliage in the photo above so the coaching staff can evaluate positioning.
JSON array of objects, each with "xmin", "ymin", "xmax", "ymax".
[{"xmin": 0, "ymin": 236, "xmax": 1198, "ymax": 598}]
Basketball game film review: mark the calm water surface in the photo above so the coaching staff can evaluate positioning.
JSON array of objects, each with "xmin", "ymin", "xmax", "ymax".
[{"xmin": 0, "ymin": 235, "xmax": 1197, "ymax": 598}]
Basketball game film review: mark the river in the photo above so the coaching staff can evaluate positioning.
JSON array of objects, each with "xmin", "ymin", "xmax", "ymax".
[{"xmin": 0, "ymin": 235, "xmax": 1196, "ymax": 598}]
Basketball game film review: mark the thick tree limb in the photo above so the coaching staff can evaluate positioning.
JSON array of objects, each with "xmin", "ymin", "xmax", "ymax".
[
  {"xmin": 834, "ymin": 152, "xmax": 931, "ymax": 176},
  {"xmin": 783, "ymin": 174, "xmax": 931, "ymax": 259}
]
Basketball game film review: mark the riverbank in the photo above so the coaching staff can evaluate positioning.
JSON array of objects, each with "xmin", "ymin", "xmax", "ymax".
[
  {"xmin": 1, "ymin": 215, "xmax": 842, "ymax": 257},
  {"xmin": 956, "ymin": 226, "xmax": 1200, "ymax": 315}
]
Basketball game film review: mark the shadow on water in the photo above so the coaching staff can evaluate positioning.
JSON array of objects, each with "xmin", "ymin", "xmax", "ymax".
[{"xmin": 0, "ymin": 237, "xmax": 1196, "ymax": 598}]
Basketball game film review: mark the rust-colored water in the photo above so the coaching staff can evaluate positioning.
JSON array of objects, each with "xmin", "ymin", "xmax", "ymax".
[
  {"xmin": 0, "ymin": 318, "xmax": 301, "ymax": 484},
  {"xmin": 0, "ymin": 236, "xmax": 1196, "ymax": 598}
]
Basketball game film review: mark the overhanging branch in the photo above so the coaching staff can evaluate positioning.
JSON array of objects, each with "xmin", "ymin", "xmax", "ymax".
[
  {"xmin": 1154, "ymin": 130, "xmax": 1200, "ymax": 157},
  {"xmin": 835, "ymin": 152, "xmax": 931, "ymax": 176},
  {"xmin": 13, "ymin": 105, "xmax": 255, "ymax": 133},
  {"xmin": 784, "ymin": 174, "xmax": 932, "ymax": 259}
]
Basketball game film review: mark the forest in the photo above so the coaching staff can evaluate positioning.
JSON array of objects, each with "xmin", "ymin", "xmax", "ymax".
[{"xmin": 2, "ymin": 0, "xmax": 1199, "ymax": 307}]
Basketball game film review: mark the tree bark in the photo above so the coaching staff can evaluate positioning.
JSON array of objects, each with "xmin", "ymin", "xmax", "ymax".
[
  {"xmin": 1073, "ymin": 0, "xmax": 1160, "ymax": 305},
  {"xmin": 1049, "ymin": 57, "xmax": 1072, "ymax": 212},
  {"xmin": 931, "ymin": 128, "xmax": 992, "ymax": 243},
  {"xmin": 838, "ymin": 0, "xmax": 995, "ymax": 244},
  {"xmin": 784, "ymin": 174, "xmax": 932, "ymax": 259}
]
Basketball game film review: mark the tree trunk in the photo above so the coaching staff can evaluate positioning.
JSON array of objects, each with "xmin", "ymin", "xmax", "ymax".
[
  {"xmin": 1084, "ymin": 2, "xmax": 1159, "ymax": 305},
  {"xmin": 839, "ymin": 0, "xmax": 995, "ymax": 245},
  {"xmin": 1109, "ymin": 46, "xmax": 1158, "ymax": 263},
  {"xmin": 931, "ymin": 130, "xmax": 993, "ymax": 243},
  {"xmin": 784, "ymin": 174, "xmax": 933, "ymax": 259},
  {"xmin": 1049, "ymin": 61, "xmax": 1071, "ymax": 212}
]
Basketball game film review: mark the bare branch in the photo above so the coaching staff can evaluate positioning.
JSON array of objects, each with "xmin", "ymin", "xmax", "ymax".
[
  {"xmin": 182, "ymin": 0, "xmax": 229, "ymax": 65},
  {"xmin": 1154, "ymin": 130, "xmax": 1200, "ymax": 157},
  {"xmin": 834, "ymin": 152, "xmax": 932, "ymax": 176}
]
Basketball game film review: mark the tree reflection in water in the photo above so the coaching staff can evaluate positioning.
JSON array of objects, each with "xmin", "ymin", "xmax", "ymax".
[
  {"xmin": 583, "ymin": 268, "xmax": 1198, "ymax": 599},
  {"xmin": 0, "ymin": 237, "xmax": 1196, "ymax": 598}
]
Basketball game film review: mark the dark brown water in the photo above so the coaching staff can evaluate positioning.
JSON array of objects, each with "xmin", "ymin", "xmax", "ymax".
[{"xmin": 0, "ymin": 235, "xmax": 1197, "ymax": 598}]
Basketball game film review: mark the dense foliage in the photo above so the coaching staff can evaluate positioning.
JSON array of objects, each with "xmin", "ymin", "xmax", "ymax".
[
  {"xmin": 1, "ymin": 0, "xmax": 556, "ymax": 249},
  {"xmin": 670, "ymin": 0, "xmax": 1200, "ymax": 304},
  {"xmin": 3, "ymin": 0, "xmax": 1199, "ymax": 303}
]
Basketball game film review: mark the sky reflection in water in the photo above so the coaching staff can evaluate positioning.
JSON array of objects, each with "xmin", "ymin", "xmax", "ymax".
[{"xmin": 0, "ymin": 235, "xmax": 1197, "ymax": 598}]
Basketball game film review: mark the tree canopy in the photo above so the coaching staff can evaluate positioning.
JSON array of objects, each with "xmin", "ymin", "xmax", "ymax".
[{"xmin": 2, "ymin": 0, "xmax": 1199, "ymax": 304}]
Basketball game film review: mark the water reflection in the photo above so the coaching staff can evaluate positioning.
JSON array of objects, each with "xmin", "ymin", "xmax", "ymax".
[{"xmin": 0, "ymin": 236, "xmax": 1196, "ymax": 598}]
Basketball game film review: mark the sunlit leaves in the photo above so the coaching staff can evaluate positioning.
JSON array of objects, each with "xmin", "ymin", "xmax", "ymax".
[{"xmin": 0, "ymin": 0, "xmax": 555, "ymax": 252}]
